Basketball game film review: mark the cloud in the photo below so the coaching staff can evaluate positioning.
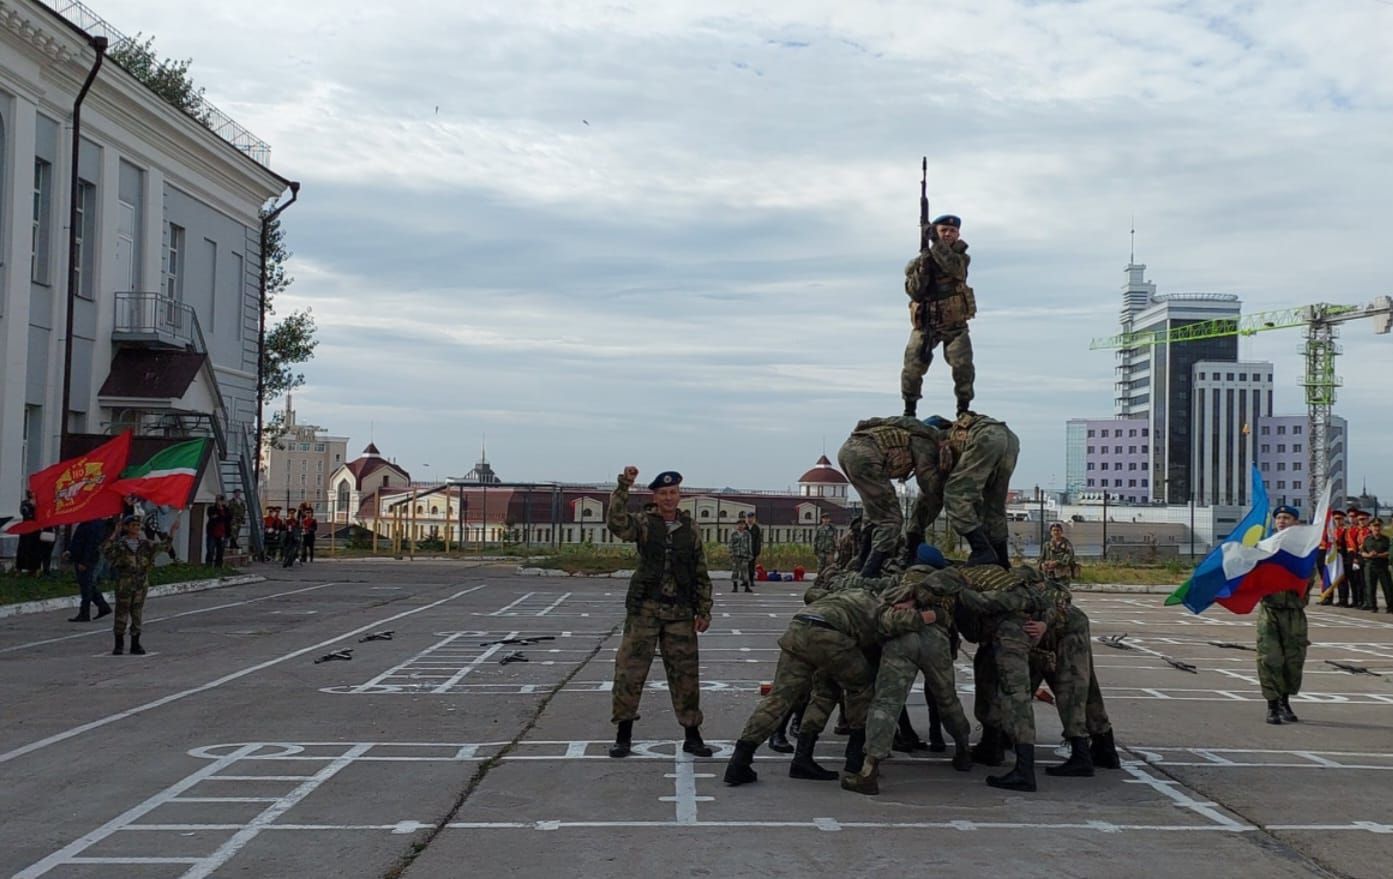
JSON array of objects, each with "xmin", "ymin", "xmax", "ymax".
[{"xmin": 98, "ymin": 0, "xmax": 1393, "ymax": 496}]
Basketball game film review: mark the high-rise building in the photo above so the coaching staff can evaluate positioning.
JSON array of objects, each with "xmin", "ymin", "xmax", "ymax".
[
  {"xmin": 1113, "ymin": 262, "xmax": 1242, "ymax": 503},
  {"xmin": 1190, "ymin": 361, "xmax": 1274, "ymax": 506},
  {"xmin": 1065, "ymin": 418, "xmax": 1150, "ymax": 503},
  {"xmin": 259, "ymin": 397, "xmax": 349, "ymax": 513},
  {"xmin": 1257, "ymin": 415, "xmax": 1348, "ymax": 514}
]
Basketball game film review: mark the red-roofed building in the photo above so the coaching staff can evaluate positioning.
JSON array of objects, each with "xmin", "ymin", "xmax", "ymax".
[
  {"xmin": 329, "ymin": 443, "xmax": 410, "ymax": 528},
  {"xmin": 797, "ymin": 455, "xmax": 850, "ymax": 505}
]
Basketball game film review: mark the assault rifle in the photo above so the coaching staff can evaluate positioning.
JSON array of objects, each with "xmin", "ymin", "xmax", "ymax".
[
  {"xmin": 481, "ymin": 636, "xmax": 556, "ymax": 647},
  {"xmin": 915, "ymin": 156, "xmax": 936, "ymax": 363}
]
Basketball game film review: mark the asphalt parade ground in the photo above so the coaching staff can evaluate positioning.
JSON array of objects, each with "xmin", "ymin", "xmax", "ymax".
[{"xmin": 3, "ymin": 561, "xmax": 1392, "ymax": 878}]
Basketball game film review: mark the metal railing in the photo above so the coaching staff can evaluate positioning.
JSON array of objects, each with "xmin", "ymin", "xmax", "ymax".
[
  {"xmin": 113, "ymin": 291, "xmax": 205, "ymax": 352},
  {"xmin": 46, "ymin": 1, "xmax": 272, "ymax": 164}
]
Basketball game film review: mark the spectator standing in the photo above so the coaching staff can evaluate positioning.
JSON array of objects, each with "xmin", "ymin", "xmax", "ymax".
[
  {"xmin": 67, "ymin": 517, "xmax": 114, "ymax": 622},
  {"xmin": 300, "ymin": 507, "xmax": 318, "ymax": 563}
]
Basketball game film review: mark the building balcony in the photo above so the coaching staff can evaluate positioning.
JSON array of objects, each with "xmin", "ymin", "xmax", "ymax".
[{"xmin": 112, "ymin": 292, "xmax": 208, "ymax": 354}]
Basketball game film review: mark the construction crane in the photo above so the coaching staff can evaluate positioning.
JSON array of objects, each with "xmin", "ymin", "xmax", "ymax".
[{"xmin": 1091, "ymin": 297, "xmax": 1393, "ymax": 513}]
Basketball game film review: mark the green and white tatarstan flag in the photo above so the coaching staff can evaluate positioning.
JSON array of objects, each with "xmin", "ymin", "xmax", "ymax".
[{"xmin": 108, "ymin": 438, "xmax": 210, "ymax": 508}]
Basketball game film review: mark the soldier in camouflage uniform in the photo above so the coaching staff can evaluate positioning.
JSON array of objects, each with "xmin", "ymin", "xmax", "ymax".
[
  {"xmin": 1023, "ymin": 568, "xmax": 1120, "ymax": 776},
  {"xmin": 843, "ymin": 552, "xmax": 974, "ymax": 795},
  {"xmin": 901, "ymin": 214, "xmax": 977, "ymax": 417},
  {"xmin": 724, "ymin": 584, "xmax": 933, "ymax": 786},
  {"xmin": 813, "ymin": 512, "xmax": 838, "ymax": 578},
  {"xmin": 104, "ymin": 515, "xmax": 173, "ymax": 656},
  {"xmin": 1360, "ymin": 517, "xmax": 1391, "ymax": 612},
  {"xmin": 907, "ymin": 410, "xmax": 1020, "ymax": 571},
  {"xmin": 728, "ymin": 518, "xmax": 754, "ymax": 593},
  {"xmin": 838, "ymin": 416, "xmax": 946, "ymax": 577},
  {"xmin": 1039, "ymin": 523, "xmax": 1076, "ymax": 586},
  {"xmin": 606, "ymin": 467, "xmax": 715, "ymax": 758},
  {"xmin": 1258, "ymin": 504, "xmax": 1311, "ymax": 726},
  {"xmin": 835, "ymin": 516, "xmax": 862, "ymax": 571}
]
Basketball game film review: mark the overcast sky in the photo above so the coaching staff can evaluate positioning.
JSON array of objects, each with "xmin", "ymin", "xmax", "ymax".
[{"xmin": 103, "ymin": 0, "xmax": 1393, "ymax": 494}]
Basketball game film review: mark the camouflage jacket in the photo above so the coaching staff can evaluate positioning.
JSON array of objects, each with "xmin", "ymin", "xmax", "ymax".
[
  {"xmin": 1040, "ymin": 537, "xmax": 1077, "ymax": 578},
  {"xmin": 607, "ymin": 474, "xmax": 713, "ymax": 618},
  {"xmin": 835, "ymin": 528, "xmax": 860, "ymax": 569},
  {"xmin": 904, "ymin": 239, "xmax": 971, "ymax": 303},
  {"xmin": 802, "ymin": 569, "xmax": 900, "ymax": 605},
  {"xmin": 801, "ymin": 588, "xmax": 925, "ymax": 649},
  {"xmin": 728, "ymin": 528, "xmax": 753, "ymax": 560},
  {"xmin": 813, "ymin": 524, "xmax": 838, "ymax": 556},
  {"xmin": 908, "ymin": 564, "xmax": 1049, "ymax": 643},
  {"xmin": 848, "ymin": 416, "xmax": 944, "ymax": 485},
  {"xmin": 102, "ymin": 533, "xmax": 172, "ymax": 584}
]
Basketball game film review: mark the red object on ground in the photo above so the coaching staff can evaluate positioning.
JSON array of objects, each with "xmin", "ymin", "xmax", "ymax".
[
  {"xmin": 755, "ymin": 564, "xmax": 768, "ymax": 581},
  {"xmin": 1034, "ymin": 687, "xmax": 1055, "ymax": 705},
  {"xmin": 759, "ymin": 683, "xmax": 773, "ymax": 696},
  {"xmin": 792, "ymin": 566, "xmax": 806, "ymax": 581}
]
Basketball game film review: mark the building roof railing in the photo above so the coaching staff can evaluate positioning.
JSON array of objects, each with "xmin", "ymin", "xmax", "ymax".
[{"xmin": 45, "ymin": 1, "xmax": 272, "ymax": 164}]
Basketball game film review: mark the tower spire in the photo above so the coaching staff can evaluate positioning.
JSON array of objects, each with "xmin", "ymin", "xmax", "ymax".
[{"xmin": 1129, "ymin": 215, "xmax": 1136, "ymax": 264}]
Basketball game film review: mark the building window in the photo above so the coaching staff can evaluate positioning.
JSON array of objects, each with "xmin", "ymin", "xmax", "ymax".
[
  {"xmin": 1129, "ymin": 479, "xmax": 1137, "ymax": 487},
  {"xmin": 1226, "ymin": 373, "xmax": 1234, "ymax": 381},
  {"xmin": 74, "ymin": 180, "xmax": 97, "ymax": 298},
  {"xmin": 1293, "ymin": 463, "xmax": 1302, "ymax": 471},
  {"xmin": 1261, "ymin": 426, "xmax": 1270, "ymax": 435},
  {"xmin": 1128, "ymin": 446, "xmax": 1136, "ymax": 454},
  {"xmin": 1293, "ymin": 480, "xmax": 1302, "ymax": 489},
  {"xmin": 1101, "ymin": 463, "xmax": 1108, "ymax": 471},
  {"xmin": 31, "ymin": 159, "xmax": 53, "ymax": 284},
  {"xmin": 1129, "ymin": 429, "xmax": 1137, "ymax": 437},
  {"xmin": 1113, "ymin": 479, "xmax": 1122, "ymax": 487},
  {"xmin": 1277, "ymin": 444, "xmax": 1285, "ymax": 453},
  {"xmin": 1277, "ymin": 463, "xmax": 1286, "ymax": 471},
  {"xmin": 1087, "ymin": 479, "xmax": 1095, "ymax": 487},
  {"xmin": 1293, "ymin": 443, "xmax": 1302, "ymax": 453},
  {"xmin": 1114, "ymin": 430, "xmax": 1122, "ymax": 437},
  {"xmin": 700, "ymin": 510, "xmax": 710, "ymax": 518},
  {"xmin": 315, "ymin": 443, "xmax": 326, "ymax": 452},
  {"xmin": 1141, "ymin": 428, "xmax": 1149, "ymax": 437},
  {"xmin": 1261, "ymin": 444, "xmax": 1270, "ymax": 453},
  {"xmin": 166, "ymin": 223, "xmax": 185, "ymax": 300},
  {"xmin": 1087, "ymin": 463, "xmax": 1095, "ymax": 470},
  {"xmin": 1141, "ymin": 445, "xmax": 1149, "ymax": 454},
  {"xmin": 1128, "ymin": 462, "xmax": 1137, "ymax": 471},
  {"xmin": 1239, "ymin": 373, "xmax": 1247, "ymax": 381},
  {"xmin": 1087, "ymin": 429, "xmax": 1095, "ymax": 438},
  {"xmin": 1141, "ymin": 479, "xmax": 1149, "ymax": 487},
  {"xmin": 1277, "ymin": 425, "xmax": 1286, "ymax": 435},
  {"xmin": 1087, "ymin": 446, "xmax": 1094, "ymax": 454}
]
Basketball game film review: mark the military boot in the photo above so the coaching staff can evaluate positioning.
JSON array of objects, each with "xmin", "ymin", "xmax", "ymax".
[
  {"xmin": 952, "ymin": 737, "xmax": 973, "ymax": 771},
  {"xmin": 723, "ymin": 740, "xmax": 759, "ymax": 786},
  {"xmin": 903, "ymin": 397, "xmax": 918, "ymax": 418},
  {"xmin": 893, "ymin": 708, "xmax": 927, "ymax": 752},
  {"xmin": 991, "ymin": 540, "xmax": 1012, "ymax": 571},
  {"xmin": 130, "ymin": 636, "xmax": 146, "ymax": 656},
  {"xmin": 956, "ymin": 398, "xmax": 971, "ymax": 416},
  {"xmin": 69, "ymin": 608, "xmax": 92, "ymax": 623},
  {"xmin": 986, "ymin": 743, "xmax": 1037, "ymax": 792},
  {"xmin": 971, "ymin": 726, "xmax": 1005, "ymax": 767},
  {"xmin": 789, "ymin": 733, "xmax": 838, "ymax": 780},
  {"xmin": 901, "ymin": 531, "xmax": 924, "ymax": 569},
  {"xmin": 1278, "ymin": 696, "xmax": 1299, "ymax": 723},
  {"xmin": 850, "ymin": 529, "xmax": 874, "ymax": 574},
  {"xmin": 962, "ymin": 527, "xmax": 999, "ymax": 568},
  {"xmin": 860, "ymin": 549, "xmax": 888, "ymax": 578},
  {"xmin": 926, "ymin": 699, "xmax": 946, "ymax": 753},
  {"xmin": 767, "ymin": 710, "xmax": 795, "ymax": 753},
  {"xmin": 843, "ymin": 728, "xmax": 867, "ymax": 775},
  {"xmin": 1265, "ymin": 699, "xmax": 1283, "ymax": 725},
  {"xmin": 1045, "ymin": 737, "xmax": 1094, "ymax": 777},
  {"xmin": 609, "ymin": 720, "xmax": 634, "ymax": 757},
  {"xmin": 112, "ymin": 634, "xmax": 125, "ymax": 656},
  {"xmin": 1090, "ymin": 729, "xmax": 1121, "ymax": 769},
  {"xmin": 683, "ymin": 726, "xmax": 714, "ymax": 757},
  {"xmin": 840, "ymin": 755, "xmax": 880, "ymax": 796}
]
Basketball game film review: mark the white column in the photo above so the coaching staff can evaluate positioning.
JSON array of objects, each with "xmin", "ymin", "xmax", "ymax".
[
  {"xmin": 85, "ymin": 145, "xmax": 122, "ymax": 422},
  {"xmin": 141, "ymin": 167, "xmax": 163, "ymax": 294},
  {"xmin": 0, "ymin": 96, "xmax": 38, "ymax": 514}
]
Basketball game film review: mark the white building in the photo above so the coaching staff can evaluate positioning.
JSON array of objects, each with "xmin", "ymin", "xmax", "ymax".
[
  {"xmin": 259, "ymin": 396, "xmax": 348, "ymax": 514},
  {"xmin": 1, "ymin": 1, "xmax": 295, "ymax": 560},
  {"xmin": 1190, "ymin": 360, "xmax": 1274, "ymax": 506}
]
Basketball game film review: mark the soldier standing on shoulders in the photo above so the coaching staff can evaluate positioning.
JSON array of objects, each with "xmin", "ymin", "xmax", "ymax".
[
  {"xmin": 729, "ymin": 518, "xmax": 754, "ymax": 593},
  {"xmin": 813, "ymin": 512, "xmax": 838, "ymax": 578},
  {"xmin": 1040, "ymin": 523, "xmax": 1076, "ymax": 586},
  {"xmin": 906, "ymin": 411, "xmax": 1020, "ymax": 571},
  {"xmin": 606, "ymin": 467, "xmax": 715, "ymax": 759},
  {"xmin": 1258, "ymin": 505, "xmax": 1311, "ymax": 725},
  {"xmin": 902, "ymin": 214, "xmax": 977, "ymax": 417},
  {"xmin": 104, "ymin": 514, "xmax": 174, "ymax": 656}
]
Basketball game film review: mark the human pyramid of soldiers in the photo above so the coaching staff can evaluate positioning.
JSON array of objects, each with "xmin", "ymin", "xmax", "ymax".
[{"xmin": 602, "ymin": 168, "xmax": 1118, "ymax": 796}]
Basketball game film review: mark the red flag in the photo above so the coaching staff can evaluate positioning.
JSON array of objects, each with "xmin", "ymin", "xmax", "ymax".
[{"xmin": 11, "ymin": 432, "xmax": 132, "ymax": 534}]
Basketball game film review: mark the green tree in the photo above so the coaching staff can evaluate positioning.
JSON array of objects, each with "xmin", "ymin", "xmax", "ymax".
[{"xmin": 107, "ymin": 34, "xmax": 209, "ymax": 122}]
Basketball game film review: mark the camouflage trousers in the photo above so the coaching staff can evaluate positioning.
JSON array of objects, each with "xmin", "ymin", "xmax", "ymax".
[
  {"xmin": 1029, "ymin": 606, "xmax": 1111, "ymax": 738},
  {"xmin": 901, "ymin": 322, "xmax": 974, "ymax": 406},
  {"xmin": 1256, "ymin": 604, "xmax": 1308, "ymax": 701},
  {"xmin": 737, "ymin": 622, "xmax": 872, "ymax": 744},
  {"xmin": 113, "ymin": 581, "xmax": 149, "ymax": 637},
  {"xmin": 866, "ymin": 625, "xmax": 970, "ymax": 760},
  {"xmin": 944, "ymin": 424, "xmax": 1019, "ymax": 544},
  {"xmin": 816, "ymin": 552, "xmax": 835, "ymax": 580},
  {"xmin": 611, "ymin": 607, "xmax": 703, "ymax": 728},
  {"xmin": 731, "ymin": 556, "xmax": 752, "ymax": 590},
  {"xmin": 837, "ymin": 437, "xmax": 901, "ymax": 554},
  {"xmin": 971, "ymin": 616, "xmax": 1035, "ymax": 746}
]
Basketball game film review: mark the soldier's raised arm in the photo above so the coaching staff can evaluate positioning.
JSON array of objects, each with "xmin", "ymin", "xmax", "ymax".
[
  {"xmin": 607, "ymin": 466, "xmax": 645, "ymax": 542},
  {"xmin": 929, "ymin": 237, "xmax": 970, "ymax": 280}
]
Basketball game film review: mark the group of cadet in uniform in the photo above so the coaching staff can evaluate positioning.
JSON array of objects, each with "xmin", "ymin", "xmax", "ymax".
[
  {"xmin": 597, "ymin": 212, "xmax": 1121, "ymax": 795},
  {"xmin": 596, "ymin": 207, "xmax": 1340, "ymax": 797}
]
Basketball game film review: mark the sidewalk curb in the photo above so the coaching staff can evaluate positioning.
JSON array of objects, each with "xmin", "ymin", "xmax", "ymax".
[
  {"xmin": 0, "ymin": 574, "xmax": 267, "ymax": 619},
  {"xmin": 515, "ymin": 567, "xmax": 1179, "ymax": 593}
]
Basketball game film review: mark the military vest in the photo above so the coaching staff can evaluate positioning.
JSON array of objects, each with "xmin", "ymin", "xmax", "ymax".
[{"xmin": 626, "ymin": 513, "xmax": 701, "ymax": 612}]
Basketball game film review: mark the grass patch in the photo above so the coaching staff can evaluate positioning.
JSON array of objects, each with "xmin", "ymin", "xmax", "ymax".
[{"xmin": 0, "ymin": 563, "xmax": 245, "ymax": 607}]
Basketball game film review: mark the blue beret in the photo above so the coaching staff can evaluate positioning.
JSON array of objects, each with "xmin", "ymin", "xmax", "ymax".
[
  {"xmin": 916, "ymin": 544, "xmax": 948, "ymax": 569},
  {"xmin": 648, "ymin": 471, "xmax": 682, "ymax": 490},
  {"xmin": 932, "ymin": 214, "xmax": 961, "ymax": 228},
  {"xmin": 923, "ymin": 415, "xmax": 953, "ymax": 430},
  {"xmin": 1273, "ymin": 505, "xmax": 1300, "ymax": 519}
]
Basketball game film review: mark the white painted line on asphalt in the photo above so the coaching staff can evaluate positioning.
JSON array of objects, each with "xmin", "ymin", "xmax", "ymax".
[
  {"xmin": 0, "ymin": 581, "xmax": 341, "ymax": 654},
  {"xmin": 0, "ymin": 586, "xmax": 486, "ymax": 767},
  {"xmin": 1119, "ymin": 761, "xmax": 1248, "ymax": 831},
  {"xmin": 489, "ymin": 593, "xmax": 537, "ymax": 616},
  {"xmin": 432, "ymin": 635, "xmax": 516, "ymax": 694},
  {"xmin": 536, "ymin": 593, "xmax": 572, "ymax": 616}
]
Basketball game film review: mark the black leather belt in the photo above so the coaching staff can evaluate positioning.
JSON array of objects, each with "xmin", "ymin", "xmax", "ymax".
[{"xmin": 794, "ymin": 614, "xmax": 837, "ymax": 631}]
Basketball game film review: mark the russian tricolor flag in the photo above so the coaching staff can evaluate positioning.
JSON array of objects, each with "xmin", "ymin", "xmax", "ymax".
[{"xmin": 1166, "ymin": 466, "xmax": 1330, "ymax": 615}]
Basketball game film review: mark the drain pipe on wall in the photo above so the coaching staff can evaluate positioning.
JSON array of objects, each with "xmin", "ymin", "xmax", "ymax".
[
  {"xmin": 59, "ymin": 35, "xmax": 108, "ymax": 453},
  {"xmin": 254, "ymin": 181, "xmax": 301, "ymax": 484}
]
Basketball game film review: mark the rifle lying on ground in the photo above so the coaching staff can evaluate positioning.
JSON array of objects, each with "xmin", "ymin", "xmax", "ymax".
[
  {"xmin": 1325, "ymin": 659, "xmax": 1382, "ymax": 676},
  {"xmin": 481, "ymin": 636, "xmax": 556, "ymax": 647},
  {"xmin": 1208, "ymin": 641, "xmax": 1255, "ymax": 652},
  {"xmin": 314, "ymin": 648, "xmax": 353, "ymax": 664}
]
